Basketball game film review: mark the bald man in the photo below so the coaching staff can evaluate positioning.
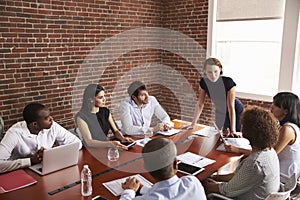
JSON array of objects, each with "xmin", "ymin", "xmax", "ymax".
[{"xmin": 120, "ymin": 137, "xmax": 206, "ymax": 200}]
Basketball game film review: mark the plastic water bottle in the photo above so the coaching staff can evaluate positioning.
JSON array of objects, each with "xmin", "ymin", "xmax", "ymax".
[{"xmin": 81, "ymin": 165, "xmax": 92, "ymax": 196}]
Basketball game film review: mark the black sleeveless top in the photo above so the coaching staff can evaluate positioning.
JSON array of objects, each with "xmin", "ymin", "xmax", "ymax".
[{"xmin": 75, "ymin": 107, "xmax": 111, "ymax": 142}]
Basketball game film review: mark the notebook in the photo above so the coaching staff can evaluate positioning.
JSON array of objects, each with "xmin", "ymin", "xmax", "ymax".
[
  {"xmin": 0, "ymin": 169, "xmax": 37, "ymax": 193},
  {"xmin": 216, "ymin": 137, "xmax": 252, "ymax": 152},
  {"xmin": 29, "ymin": 142, "xmax": 80, "ymax": 175},
  {"xmin": 103, "ymin": 174, "xmax": 152, "ymax": 196},
  {"xmin": 155, "ymin": 129, "xmax": 181, "ymax": 136}
]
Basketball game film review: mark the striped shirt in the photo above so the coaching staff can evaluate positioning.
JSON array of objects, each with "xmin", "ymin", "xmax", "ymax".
[{"xmin": 119, "ymin": 96, "xmax": 171, "ymax": 135}]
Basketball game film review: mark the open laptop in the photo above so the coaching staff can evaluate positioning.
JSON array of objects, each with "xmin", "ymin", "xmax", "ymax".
[{"xmin": 29, "ymin": 142, "xmax": 80, "ymax": 175}]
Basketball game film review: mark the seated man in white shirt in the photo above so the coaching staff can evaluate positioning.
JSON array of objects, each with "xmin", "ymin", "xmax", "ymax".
[
  {"xmin": 120, "ymin": 137, "xmax": 207, "ymax": 200},
  {"xmin": 0, "ymin": 102, "xmax": 82, "ymax": 173},
  {"xmin": 119, "ymin": 81, "xmax": 173, "ymax": 135}
]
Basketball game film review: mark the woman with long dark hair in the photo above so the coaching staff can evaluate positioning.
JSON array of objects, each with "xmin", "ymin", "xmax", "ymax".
[
  {"xmin": 75, "ymin": 84, "xmax": 133, "ymax": 149},
  {"xmin": 271, "ymin": 92, "xmax": 300, "ymax": 178}
]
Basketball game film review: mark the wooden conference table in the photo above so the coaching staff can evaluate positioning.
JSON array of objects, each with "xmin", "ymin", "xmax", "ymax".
[{"xmin": 1, "ymin": 123, "xmax": 243, "ymax": 200}]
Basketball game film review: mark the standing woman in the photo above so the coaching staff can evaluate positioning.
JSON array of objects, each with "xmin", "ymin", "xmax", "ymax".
[
  {"xmin": 75, "ymin": 84, "xmax": 133, "ymax": 150},
  {"xmin": 271, "ymin": 92, "xmax": 300, "ymax": 178},
  {"xmin": 191, "ymin": 57, "xmax": 244, "ymax": 134}
]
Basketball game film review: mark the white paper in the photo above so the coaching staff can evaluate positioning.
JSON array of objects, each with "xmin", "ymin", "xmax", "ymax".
[
  {"xmin": 177, "ymin": 152, "xmax": 216, "ymax": 168},
  {"xmin": 156, "ymin": 129, "xmax": 181, "ymax": 136},
  {"xmin": 193, "ymin": 126, "xmax": 219, "ymax": 137},
  {"xmin": 103, "ymin": 174, "xmax": 152, "ymax": 196},
  {"xmin": 135, "ymin": 138, "xmax": 152, "ymax": 147},
  {"xmin": 216, "ymin": 138, "xmax": 252, "ymax": 152}
]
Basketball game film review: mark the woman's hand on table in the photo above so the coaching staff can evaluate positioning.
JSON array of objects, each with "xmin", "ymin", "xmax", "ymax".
[{"xmin": 110, "ymin": 141, "xmax": 128, "ymax": 150}]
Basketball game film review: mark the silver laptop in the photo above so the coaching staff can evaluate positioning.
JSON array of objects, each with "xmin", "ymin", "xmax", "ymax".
[{"xmin": 29, "ymin": 142, "xmax": 80, "ymax": 175}]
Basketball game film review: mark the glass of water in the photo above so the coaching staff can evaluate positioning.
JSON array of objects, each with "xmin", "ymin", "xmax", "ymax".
[
  {"xmin": 107, "ymin": 147, "xmax": 119, "ymax": 161},
  {"xmin": 145, "ymin": 128, "xmax": 153, "ymax": 138}
]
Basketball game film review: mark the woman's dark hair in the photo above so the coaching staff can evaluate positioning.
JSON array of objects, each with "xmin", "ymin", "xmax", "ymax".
[
  {"xmin": 241, "ymin": 106, "xmax": 279, "ymax": 150},
  {"xmin": 80, "ymin": 84, "xmax": 104, "ymax": 113},
  {"xmin": 23, "ymin": 102, "xmax": 46, "ymax": 124},
  {"xmin": 203, "ymin": 57, "xmax": 223, "ymax": 75},
  {"xmin": 273, "ymin": 92, "xmax": 300, "ymax": 127}
]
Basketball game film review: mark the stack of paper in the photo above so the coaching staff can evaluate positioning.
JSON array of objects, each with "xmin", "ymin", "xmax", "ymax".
[
  {"xmin": 103, "ymin": 174, "xmax": 152, "ymax": 196},
  {"xmin": 177, "ymin": 152, "xmax": 216, "ymax": 168},
  {"xmin": 135, "ymin": 138, "xmax": 152, "ymax": 147},
  {"xmin": 216, "ymin": 138, "xmax": 252, "ymax": 152},
  {"xmin": 155, "ymin": 129, "xmax": 181, "ymax": 136}
]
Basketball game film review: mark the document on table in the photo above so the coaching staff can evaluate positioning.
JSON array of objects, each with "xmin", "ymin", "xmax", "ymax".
[
  {"xmin": 103, "ymin": 174, "xmax": 153, "ymax": 196},
  {"xmin": 216, "ymin": 138, "xmax": 252, "ymax": 152},
  {"xmin": 193, "ymin": 126, "xmax": 219, "ymax": 137},
  {"xmin": 155, "ymin": 129, "xmax": 181, "ymax": 136},
  {"xmin": 135, "ymin": 138, "xmax": 152, "ymax": 147},
  {"xmin": 177, "ymin": 152, "xmax": 216, "ymax": 168}
]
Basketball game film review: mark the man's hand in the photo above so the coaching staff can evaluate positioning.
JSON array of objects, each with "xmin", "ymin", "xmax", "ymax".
[
  {"xmin": 121, "ymin": 177, "xmax": 141, "ymax": 192},
  {"xmin": 163, "ymin": 123, "xmax": 172, "ymax": 131},
  {"xmin": 152, "ymin": 123, "xmax": 173, "ymax": 132},
  {"xmin": 30, "ymin": 147, "xmax": 44, "ymax": 165}
]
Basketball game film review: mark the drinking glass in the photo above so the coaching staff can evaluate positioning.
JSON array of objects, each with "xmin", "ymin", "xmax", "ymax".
[
  {"xmin": 107, "ymin": 147, "xmax": 119, "ymax": 161},
  {"xmin": 145, "ymin": 128, "xmax": 153, "ymax": 138}
]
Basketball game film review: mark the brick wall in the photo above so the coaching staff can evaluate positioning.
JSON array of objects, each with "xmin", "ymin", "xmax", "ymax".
[{"xmin": 0, "ymin": 0, "xmax": 273, "ymax": 131}]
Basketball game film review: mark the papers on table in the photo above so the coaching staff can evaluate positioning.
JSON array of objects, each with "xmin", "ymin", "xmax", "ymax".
[
  {"xmin": 216, "ymin": 137, "xmax": 252, "ymax": 152},
  {"xmin": 177, "ymin": 152, "xmax": 216, "ymax": 168},
  {"xmin": 103, "ymin": 174, "xmax": 152, "ymax": 196},
  {"xmin": 193, "ymin": 126, "xmax": 219, "ymax": 137},
  {"xmin": 135, "ymin": 138, "xmax": 152, "ymax": 147},
  {"xmin": 155, "ymin": 129, "xmax": 181, "ymax": 136}
]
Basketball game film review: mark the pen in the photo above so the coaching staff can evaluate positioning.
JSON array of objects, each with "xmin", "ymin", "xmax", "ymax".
[{"xmin": 193, "ymin": 157, "xmax": 204, "ymax": 164}]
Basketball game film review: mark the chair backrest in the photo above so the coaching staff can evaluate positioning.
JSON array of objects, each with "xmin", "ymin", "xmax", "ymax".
[
  {"xmin": 264, "ymin": 191, "xmax": 291, "ymax": 200},
  {"xmin": 281, "ymin": 173, "xmax": 297, "ymax": 192},
  {"xmin": 265, "ymin": 173, "xmax": 297, "ymax": 200},
  {"xmin": 206, "ymin": 192, "xmax": 233, "ymax": 200},
  {"xmin": 0, "ymin": 116, "xmax": 4, "ymax": 141}
]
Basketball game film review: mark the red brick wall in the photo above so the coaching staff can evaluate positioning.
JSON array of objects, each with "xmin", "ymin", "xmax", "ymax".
[{"xmin": 0, "ymin": 0, "xmax": 273, "ymax": 131}]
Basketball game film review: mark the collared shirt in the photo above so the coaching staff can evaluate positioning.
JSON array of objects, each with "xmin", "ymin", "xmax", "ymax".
[
  {"xmin": 119, "ymin": 96, "xmax": 171, "ymax": 135},
  {"xmin": 120, "ymin": 175, "xmax": 207, "ymax": 200},
  {"xmin": 219, "ymin": 148, "xmax": 280, "ymax": 200},
  {"xmin": 0, "ymin": 121, "xmax": 82, "ymax": 173}
]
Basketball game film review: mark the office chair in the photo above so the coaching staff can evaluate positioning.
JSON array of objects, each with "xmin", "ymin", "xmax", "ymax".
[
  {"xmin": 0, "ymin": 116, "xmax": 4, "ymax": 141},
  {"xmin": 206, "ymin": 192, "xmax": 233, "ymax": 200},
  {"xmin": 207, "ymin": 173, "xmax": 297, "ymax": 200}
]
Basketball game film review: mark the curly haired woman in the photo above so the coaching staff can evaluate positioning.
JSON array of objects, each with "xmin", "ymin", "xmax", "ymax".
[{"xmin": 204, "ymin": 106, "xmax": 280, "ymax": 200}]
